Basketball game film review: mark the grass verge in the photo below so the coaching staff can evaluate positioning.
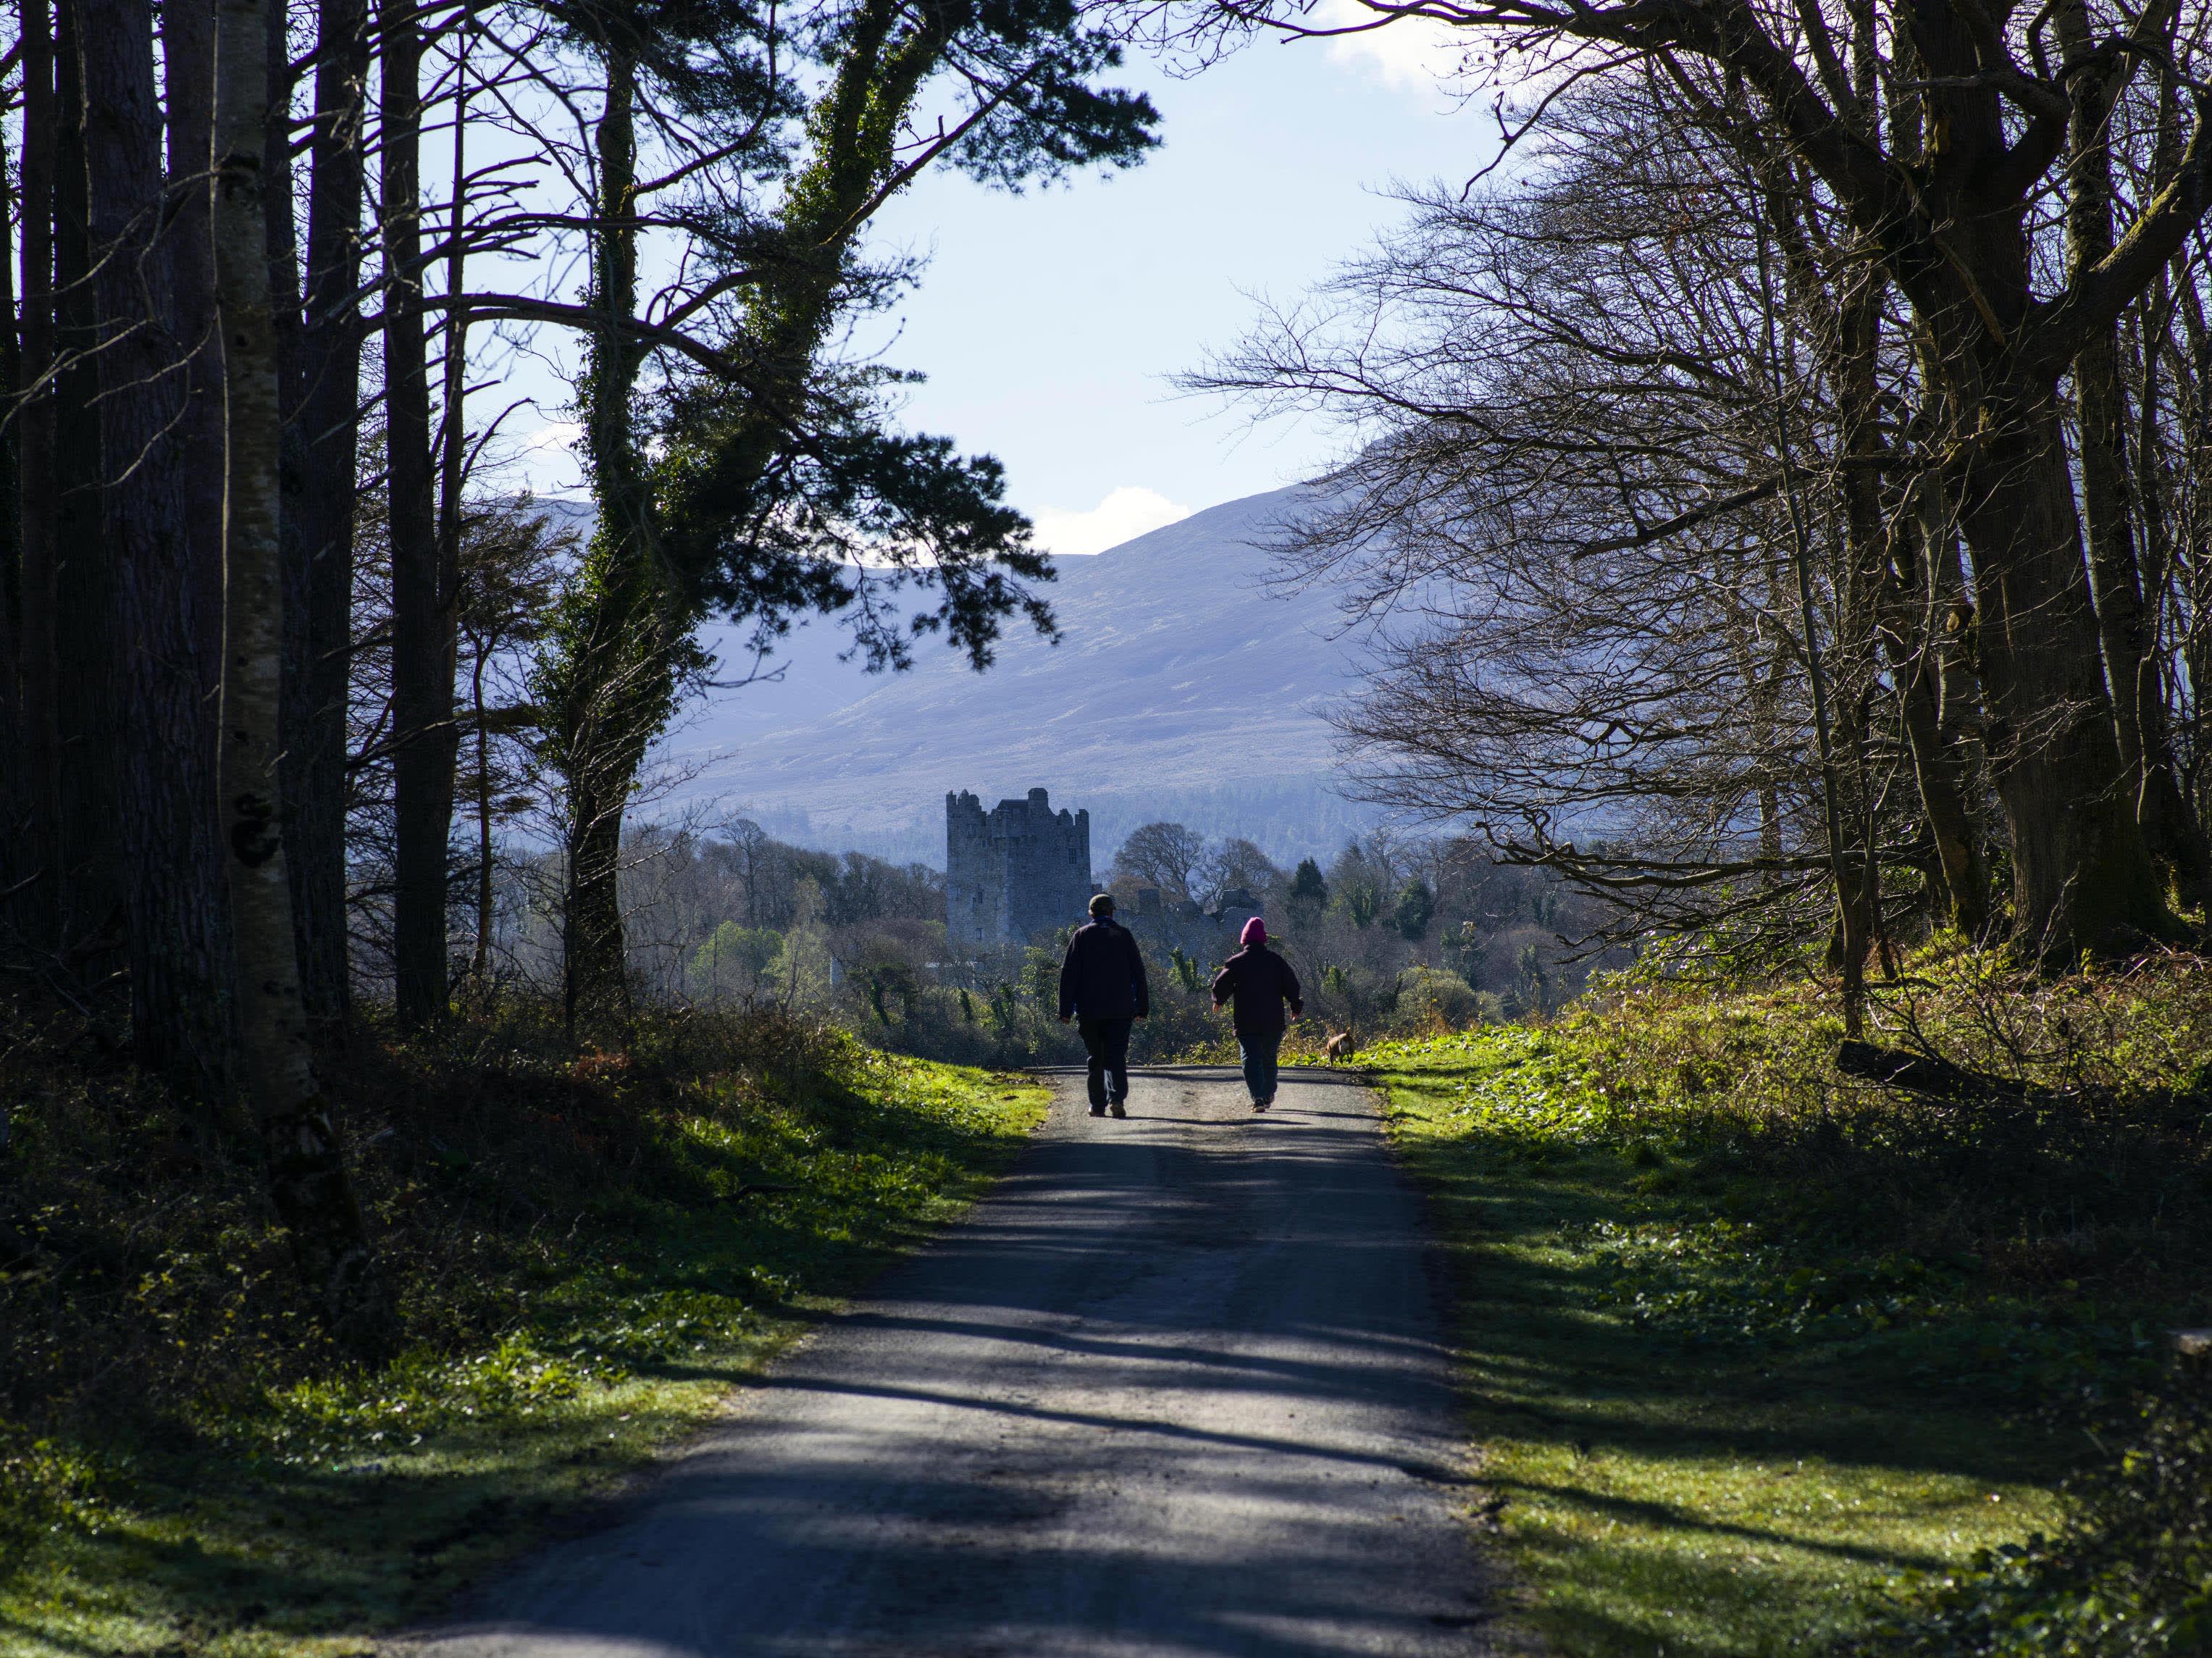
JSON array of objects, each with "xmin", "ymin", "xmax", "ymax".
[
  {"xmin": 1364, "ymin": 955, "xmax": 2212, "ymax": 1657},
  {"xmin": 0, "ymin": 1008, "xmax": 1047, "ymax": 1657}
]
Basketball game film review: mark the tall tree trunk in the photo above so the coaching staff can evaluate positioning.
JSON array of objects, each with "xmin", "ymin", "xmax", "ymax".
[
  {"xmin": 440, "ymin": 29, "xmax": 472, "ymax": 985},
  {"xmin": 164, "ymin": 0, "xmax": 227, "ymax": 687},
  {"xmin": 13, "ymin": 0, "xmax": 62, "ymax": 956},
  {"xmin": 1830, "ymin": 260, "xmax": 1893, "ymax": 988},
  {"xmin": 1885, "ymin": 480, "xmax": 1992, "ymax": 936},
  {"xmin": 80, "ymin": 0, "xmax": 233, "ymax": 1100},
  {"xmin": 283, "ymin": 0, "xmax": 371, "ymax": 1029},
  {"xmin": 469, "ymin": 635, "xmax": 495, "ymax": 986},
  {"xmin": 213, "ymin": 0, "xmax": 389, "ymax": 1345},
  {"xmin": 382, "ymin": 0, "xmax": 451, "ymax": 1026},
  {"xmin": 51, "ymin": 0, "xmax": 126, "ymax": 974},
  {"xmin": 2058, "ymin": 3, "xmax": 2209, "ymax": 903},
  {"xmin": 1901, "ymin": 48, "xmax": 2169, "ymax": 955},
  {"xmin": 0, "ymin": 120, "xmax": 23, "ymax": 904},
  {"xmin": 554, "ymin": 48, "xmax": 661, "ymax": 1026},
  {"xmin": 1955, "ymin": 396, "xmax": 2172, "ymax": 953},
  {"xmin": 265, "ymin": 0, "xmax": 317, "ymax": 1034}
]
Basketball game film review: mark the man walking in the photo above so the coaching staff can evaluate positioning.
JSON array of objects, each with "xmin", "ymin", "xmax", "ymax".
[
  {"xmin": 1211, "ymin": 918, "xmax": 1302, "ymax": 1112},
  {"xmin": 1057, "ymin": 893, "xmax": 1149, "ymax": 1118}
]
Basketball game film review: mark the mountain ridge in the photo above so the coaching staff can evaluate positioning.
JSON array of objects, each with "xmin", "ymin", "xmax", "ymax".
[{"xmin": 642, "ymin": 487, "xmax": 1381, "ymax": 866}]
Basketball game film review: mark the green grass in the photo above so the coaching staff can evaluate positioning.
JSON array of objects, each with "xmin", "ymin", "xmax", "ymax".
[
  {"xmin": 1363, "ymin": 1011, "xmax": 2149, "ymax": 1658},
  {"xmin": 0, "ymin": 1045, "xmax": 1048, "ymax": 1658}
]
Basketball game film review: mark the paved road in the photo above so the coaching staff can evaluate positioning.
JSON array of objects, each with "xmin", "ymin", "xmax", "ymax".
[{"xmin": 411, "ymin": 1067, "xmax": 1500, "ymax": 1657}]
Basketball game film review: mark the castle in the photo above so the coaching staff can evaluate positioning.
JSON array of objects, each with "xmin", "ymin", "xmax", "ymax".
[{"xmin": 945, "ymin": 788, "xmax": 1093, "ymax": 948}]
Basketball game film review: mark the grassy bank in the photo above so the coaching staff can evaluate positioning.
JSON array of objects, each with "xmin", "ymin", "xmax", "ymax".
[
  {"xmin": 1364, "ymin": 950, "xmax": 2212, "ymax": 1657},
  {"xmin": 0, "ymin": 1005, "xmax": 1047, "ymax": 1657}
]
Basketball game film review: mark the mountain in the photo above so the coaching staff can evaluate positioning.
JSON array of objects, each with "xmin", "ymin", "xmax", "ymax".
[{"xmin": 649, "ymin": 487, "xmax": 1384, "ymax": 868}]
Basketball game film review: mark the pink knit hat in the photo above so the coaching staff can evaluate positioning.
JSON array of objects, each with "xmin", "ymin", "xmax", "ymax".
[{"xmin": 1240, "ymin": 917, "xmax": 1266, "ymax": 946}]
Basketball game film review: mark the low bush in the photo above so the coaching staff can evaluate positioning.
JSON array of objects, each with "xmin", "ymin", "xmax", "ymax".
[{"xmin": 1852, "ymin": 1370, "xmax": 2212, "ymax": 1657}]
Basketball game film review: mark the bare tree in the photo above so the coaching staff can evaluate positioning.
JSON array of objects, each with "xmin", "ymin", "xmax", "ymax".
[
  {"xmin": 1194, "ymin": 0, "xmax": 2212, "ymax": 956},
  {"xmin": 1114, "ymin": 821, "xmax": 1210, "ymax": 900}
]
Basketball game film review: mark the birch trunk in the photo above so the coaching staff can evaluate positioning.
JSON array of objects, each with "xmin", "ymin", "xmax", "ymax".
[{"xmin": 213, "ymin": 0, "xmax": 388, "ymax": 1342}]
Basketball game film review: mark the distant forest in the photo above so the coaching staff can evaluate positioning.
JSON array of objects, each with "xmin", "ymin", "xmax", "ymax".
[{"xmin": 455, "ymin": 816, "xmax": 1616, "ymax": 1068}]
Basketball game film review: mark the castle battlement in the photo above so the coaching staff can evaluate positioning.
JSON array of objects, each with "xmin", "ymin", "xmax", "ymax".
[{"xmin": 946, "ymin": 787, "xmax": 1093, "ymax": 947}]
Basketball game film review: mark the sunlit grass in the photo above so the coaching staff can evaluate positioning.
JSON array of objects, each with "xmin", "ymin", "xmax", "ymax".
[
  {"xmin": 1370, "ymin": 1019, "xmax": 2077, "ymax": 1657},
  {"xmin": 0, "ymin": 1055, "xmax": 1049, "ymax": 1658}
]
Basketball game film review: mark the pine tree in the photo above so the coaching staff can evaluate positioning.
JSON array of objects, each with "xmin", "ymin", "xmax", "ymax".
[{"xmin": 1287, "ymin": 860, "xmax": 1328, "ymax": 933}]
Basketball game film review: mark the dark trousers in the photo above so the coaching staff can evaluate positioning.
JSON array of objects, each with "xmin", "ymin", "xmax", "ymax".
[
  {"xmin": 1078, "ymin": 1017, "xmax": 1133, "ymax": 1107},
  {"xmin": 1239, "ymin": 1029, "xmax": 1283, "ymax": 1104}
]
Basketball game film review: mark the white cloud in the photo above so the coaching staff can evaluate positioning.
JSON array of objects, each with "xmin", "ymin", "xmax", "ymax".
[
  {"xmin": 522, "ymin": 420, "xmax": 584, "ymax": 452},
  {"xmin": 1315, "ymin": 0, "xmax": 1469, "ymax": 91},
  {"xmin": 1031, "ymin": 486, "xmax": 1193, "ymax": 557}
]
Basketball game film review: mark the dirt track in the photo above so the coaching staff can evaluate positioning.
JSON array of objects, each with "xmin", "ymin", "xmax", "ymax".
[{"xmin": 409, "ymin": 1065, "xmax": 1500, "ymax": 1657}]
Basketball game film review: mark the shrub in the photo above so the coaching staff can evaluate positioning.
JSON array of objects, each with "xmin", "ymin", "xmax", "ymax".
[
  {"xmin": 1395, "ymin": 965, "xmax": 1487, "ymax": 1029},
  {"xmin": 1854, "ymin": 1368, "xmax": 2212, "ymax": 1657}
]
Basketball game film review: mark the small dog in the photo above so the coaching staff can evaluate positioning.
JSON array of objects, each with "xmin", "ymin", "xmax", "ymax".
[{"xmin": 1324, "ymin": 1029, "xmax": 1355, "ymax": 1063}]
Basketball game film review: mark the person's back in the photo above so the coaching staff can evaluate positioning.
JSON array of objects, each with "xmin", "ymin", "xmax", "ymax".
[
  {"xmin": 1211, "ymin": 920, "xmax": 1302, "ymax": 1110},
  {"xmin": 1212, "ymin": 941, "xmax": 1301, "ymax": 1036},
  {"xmin": 1057, "ymin": 895, "xmax": 1149, "ymax": 1117}
]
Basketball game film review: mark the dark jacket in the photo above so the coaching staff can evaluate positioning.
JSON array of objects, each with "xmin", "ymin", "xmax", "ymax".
[
  {"xmin": 1211, "ymin": 945, "xmax": 1303, "ymax": 1037},
  {"xmin": 1058, "ymin": 918, "xmax": 1150, "ymax": 1021}
]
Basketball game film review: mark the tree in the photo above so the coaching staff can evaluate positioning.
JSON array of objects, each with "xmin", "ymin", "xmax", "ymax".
[
  {"xmin": 1286, "ymin": 858, "xmax": 1328, "ymax": 931},
  {"xmin": 9, "ymin": 0, "xmax": 59, "ymax": 962},
  {"xmin": 1329, "ymin": 845, "xmax": 1386, "ymax": 930},
  {"xmin": 1113, "ymin": 821, "xmax": 1208, "ymax": 900},
  {"xmin": 1205, "ymin": 0, "xmax": 2211, "ymax": 955},
  {"xmin": 1392, "ymin": 879, "xmax": 1434, "ymax": 942},
  {"xmin": 1199, "ymin": 72, "xmax": 1988, "ymax": 991},
  {"xmin": 455, "ymin": 502, "xmax": 571, "ymax": 989},
  {"xmin": 382, "ymin": 0, "xmax": 453, "ymax": 1028},
  {"xmin": 281, "ymin": 0, "xmax": 374, "ymax": 1031},
  {"xmin": 1201, "ymin": 836, "xmax": 1281, "ymax": 901},
  {"xmin": 82, "ymin": 0, "xmax": 234, "ymax": 1101},
  {"xmin": 213, "ymin": 0, "xmax": 387, "ymax": 1339},
  {"xmin": 511, "ymin": 0, "xmax": 1157, "ymax": 1024}
]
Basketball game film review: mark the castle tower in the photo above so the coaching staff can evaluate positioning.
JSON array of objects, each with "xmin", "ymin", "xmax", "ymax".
[{"xmin": 945, "ymin": 787, "xmax": 1092, "ymax": 947}]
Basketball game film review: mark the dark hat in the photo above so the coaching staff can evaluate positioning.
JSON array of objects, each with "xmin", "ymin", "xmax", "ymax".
[{"xmin": 1088, "ymin": 892, "xmax": 1115, "ymax": 918}]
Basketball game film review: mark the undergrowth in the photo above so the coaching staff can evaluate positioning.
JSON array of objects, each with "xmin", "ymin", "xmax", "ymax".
[
  {"xmin": 1362, "ymin": 943, "xmax": 2212, "ymax": 1658},
  {"xmin": 0, "ymin": 997, "xmax": 1047, "ymax": 1655}
]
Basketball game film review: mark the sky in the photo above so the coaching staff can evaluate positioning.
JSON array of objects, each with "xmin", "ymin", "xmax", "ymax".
[{"xmin": 508, "ymin": 9, "xmax": 1495, "ymax": 555}]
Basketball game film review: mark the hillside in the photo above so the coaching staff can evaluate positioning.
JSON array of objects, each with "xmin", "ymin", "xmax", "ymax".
[{"xmin": 655, "ymin": 487, "xmax": 1382, "ymax": 865}]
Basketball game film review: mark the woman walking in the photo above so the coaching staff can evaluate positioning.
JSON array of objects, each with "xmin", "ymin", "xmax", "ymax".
[{"xmin": 1211, "ymin": 918, "xmax": 1303, "ymax": 1111}]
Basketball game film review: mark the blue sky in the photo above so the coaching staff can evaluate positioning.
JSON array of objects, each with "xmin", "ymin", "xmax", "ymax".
[{"xmin": 510, "ymin": 14, "xmax": 1491, "ymax": 553}]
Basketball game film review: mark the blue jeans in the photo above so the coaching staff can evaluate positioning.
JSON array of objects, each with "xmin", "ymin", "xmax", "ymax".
[{"xmin": 1239, "ymin": 1030, "xmax": 1283, "ymax": 1104}]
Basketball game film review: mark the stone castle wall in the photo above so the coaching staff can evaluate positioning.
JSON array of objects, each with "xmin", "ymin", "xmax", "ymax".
[{"xmin": 946, "ymin": 788, "xmax": 1094, "ymax": 948}]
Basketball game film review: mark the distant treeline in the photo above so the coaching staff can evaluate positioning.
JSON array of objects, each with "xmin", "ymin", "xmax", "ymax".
[{"xmin": 448, "ymin": 815, "xmax": 1614, "ymax": 1068}]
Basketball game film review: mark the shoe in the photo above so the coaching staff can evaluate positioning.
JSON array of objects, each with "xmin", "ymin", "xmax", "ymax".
[
  {"xmin": 1089, "ymin": 1105, "xmax": 1107, "ymax": 1117},
  {"xmin": 1251, "ymin": 1098, "xmax": 1269, "ymax": 1112},
  {"xmin": 1109, "ymin": 1102, "xmax": 1126, "ymax": 1119}
]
